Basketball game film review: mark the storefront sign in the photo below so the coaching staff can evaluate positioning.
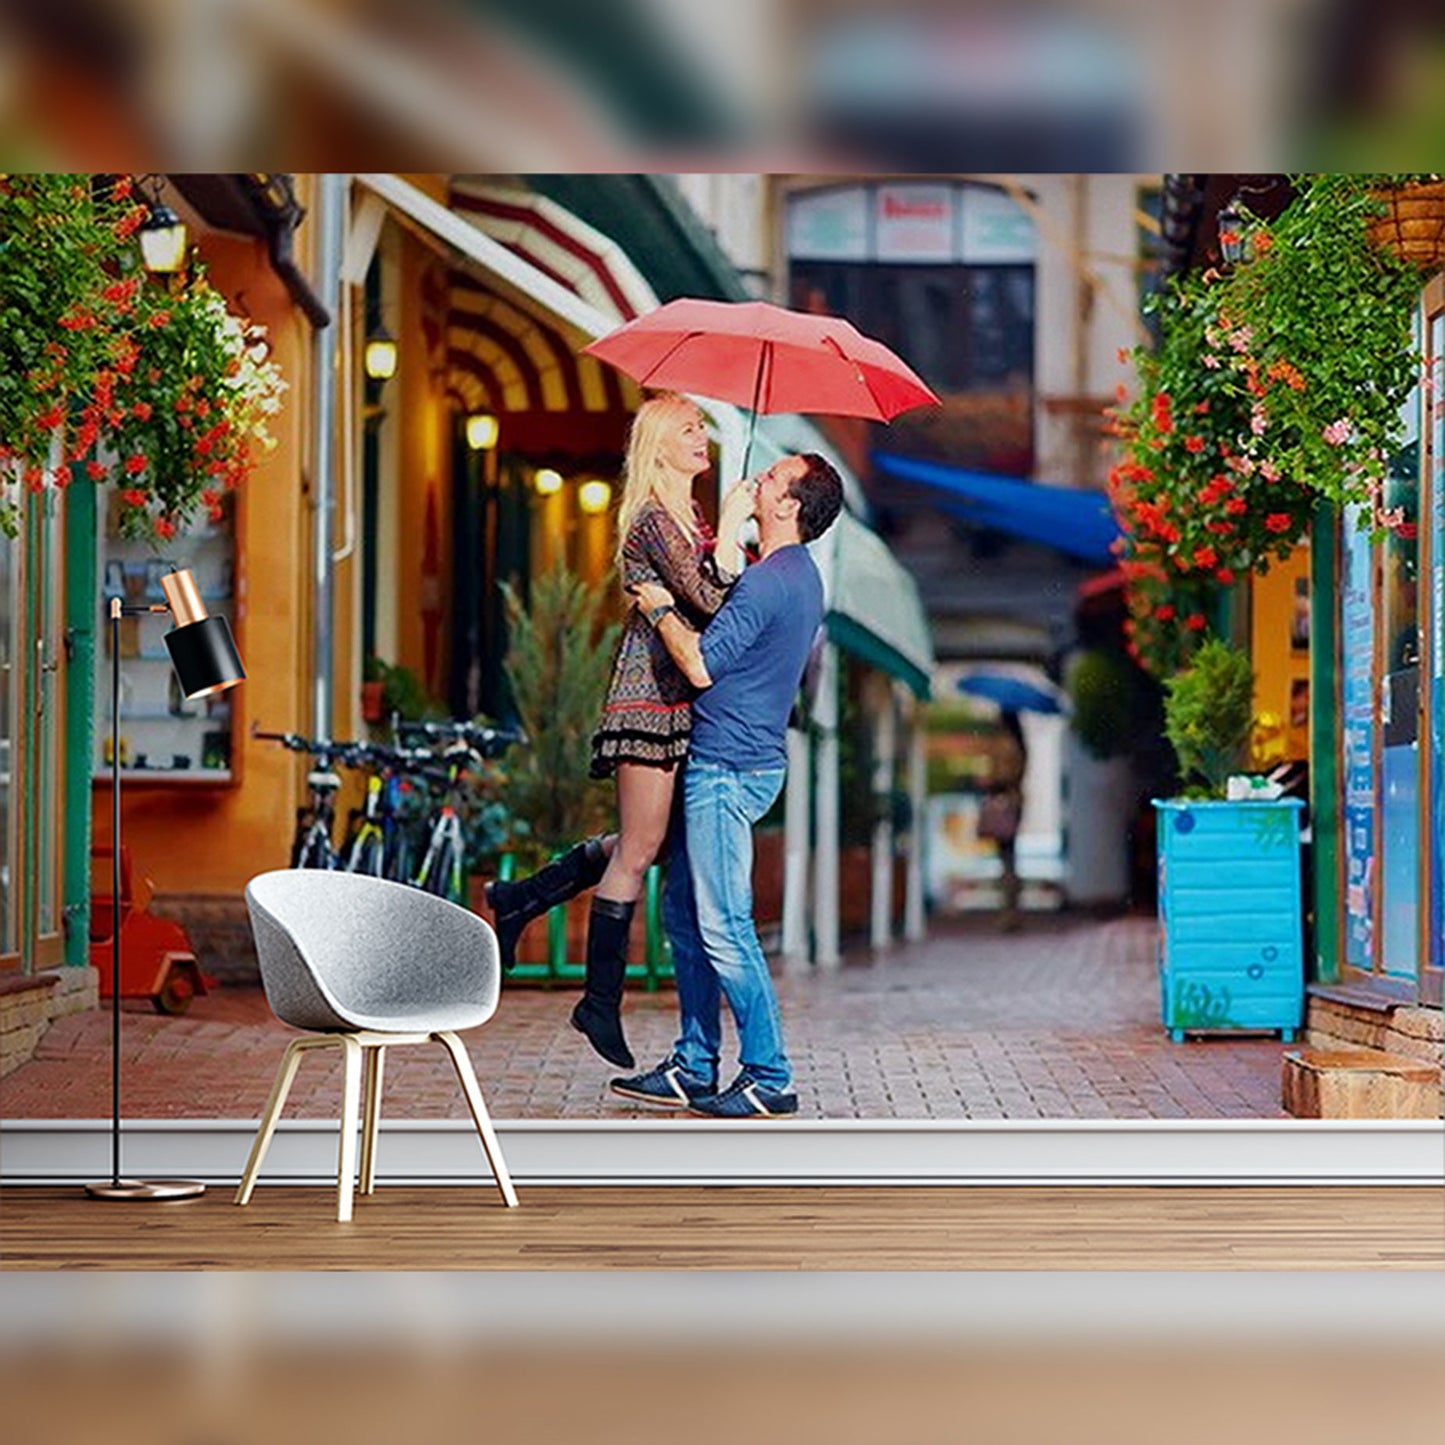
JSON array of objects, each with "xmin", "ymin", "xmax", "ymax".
[
  {"xmin": 960, "ymin": 186, "xmax": 1038, "ymax": 263},
  {"xmin": 875, "ymin": 184, "xmax": 954, "ymax": 262},
  {"xmin": 787, "ymin": 187, "xmax": 868, "ymax": 261}
]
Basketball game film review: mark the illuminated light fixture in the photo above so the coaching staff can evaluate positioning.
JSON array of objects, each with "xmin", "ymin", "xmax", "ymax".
[
  {"xmin": 364, "ymin": 326, "xmax": 398, "ymax": 381},
  {"xmin": 1217, "ymin": 196, "xmax": 1249, "ymax": 267},
  {"xmin": 466, "ymin": 412, "xmax": 499, "ymax": 451},
  {"xmin": 138, "ymin": 197, "xmax": 189, "ymax": 275},
  {"xmin": 577, "ymin": 479, "xmax": 612, "ymax": 515},
  {"xmin": 534, "ymin": 468, "xmax": 563, "ymax": 496}
]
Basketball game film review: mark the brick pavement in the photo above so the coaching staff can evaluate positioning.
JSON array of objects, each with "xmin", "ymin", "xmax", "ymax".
[{"xmin": 2, "ymin": 913, "xmax": 1290, "ymax": 1120}]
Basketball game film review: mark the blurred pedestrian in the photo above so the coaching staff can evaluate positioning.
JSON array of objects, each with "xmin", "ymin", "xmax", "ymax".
[
  {"xmin": 978, "ymin": 708, "xmax": 1027, "ymax": 931},
  {"xmin": 484, "ymin": 394, "xmax": 755, "ymax": 1068}
]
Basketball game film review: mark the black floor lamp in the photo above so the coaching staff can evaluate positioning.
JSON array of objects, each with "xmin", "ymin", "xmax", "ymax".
[{"xmin": 86, "ymin": 567, "xmax": 245, "ymax": 1202}]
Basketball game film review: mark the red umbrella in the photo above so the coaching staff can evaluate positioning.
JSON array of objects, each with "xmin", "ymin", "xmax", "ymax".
[{"xmin": 583, "ymin": 297, "xmax": 940, "ymax": 472}]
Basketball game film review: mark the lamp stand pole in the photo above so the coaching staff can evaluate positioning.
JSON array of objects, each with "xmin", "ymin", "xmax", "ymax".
[{"xmin": 85, "ymin": 597, "xmax": 205, "ymax": 1202}]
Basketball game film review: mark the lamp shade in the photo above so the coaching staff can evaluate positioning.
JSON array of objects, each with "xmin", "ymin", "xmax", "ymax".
[
  {"xmin": 158, "ymin": 569, "xmax": 245, "ymax": 697},
  {"xmin": 466, "ymin": 413, "xmax": 499, "ymax": 451},
  {"xmin": 139, "ymin": 203, "xmax": 189, "ymax": 274},
  {"xmin": 165, "ymin": 616, "xmax": 245, "ymax": 698},
  {"xmin": 364, "ymin": 330, "xmax": 398, "ymax": 381}
]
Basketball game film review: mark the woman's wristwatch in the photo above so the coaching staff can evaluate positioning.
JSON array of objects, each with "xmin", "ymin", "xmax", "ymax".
[{"xmin": 647, "ymin": 602, "xmax": 677, "ymax": 626}]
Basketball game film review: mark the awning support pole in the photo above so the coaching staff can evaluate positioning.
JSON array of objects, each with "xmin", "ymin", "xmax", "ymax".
[{"xmin": 812, "ymin": 640, "xmax": 841, "ymax": 969}]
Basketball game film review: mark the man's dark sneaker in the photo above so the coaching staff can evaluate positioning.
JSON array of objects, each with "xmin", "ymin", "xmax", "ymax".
[
  {"xmin": 610, "ymin": 1056, "xmax": 716, "ymax": 1109},
  {"xmin": 689, "ymin": 1070, "xmax": 798, "ymax": 1118}
]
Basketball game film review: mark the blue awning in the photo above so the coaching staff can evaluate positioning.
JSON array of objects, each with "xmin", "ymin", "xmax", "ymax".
[{"xmin": 872, "ymin": 451, "xmax": 1120, "ymax": 564}]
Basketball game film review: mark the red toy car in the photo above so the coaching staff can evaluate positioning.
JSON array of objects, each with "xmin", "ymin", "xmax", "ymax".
[{"xmin": 90, "ymin": 844, "xmax": 213, "ymax": 1015}]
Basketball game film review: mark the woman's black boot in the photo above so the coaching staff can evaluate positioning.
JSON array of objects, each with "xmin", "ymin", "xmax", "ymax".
[
  {"xmin": 485, "ymin": 837, "xmax": 608, "ymax": 972},
  {"xmin": 571, "ymin": 896, "xmax": 636, "ymax": 1069}
]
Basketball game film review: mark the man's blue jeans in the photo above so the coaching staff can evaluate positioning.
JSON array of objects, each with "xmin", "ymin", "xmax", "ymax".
[{"xmin": 664, "ymin": 759, "xmax": 789, "ymax": 1093}]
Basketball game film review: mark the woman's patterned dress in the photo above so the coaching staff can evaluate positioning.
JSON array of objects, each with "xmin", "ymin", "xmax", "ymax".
[{"xmin": 589, "ymin": 501, "xmax": 732, "ymax": 778}]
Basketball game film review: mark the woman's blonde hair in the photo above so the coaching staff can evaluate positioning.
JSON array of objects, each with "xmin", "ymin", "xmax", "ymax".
[{"xmin": 614, "ymin": 393, "xmax": 704, "ymax": 564}]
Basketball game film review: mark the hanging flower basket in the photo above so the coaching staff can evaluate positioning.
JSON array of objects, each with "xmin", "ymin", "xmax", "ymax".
[{"xmin": 1366, "ymin": 179, "xmax": 1445, "ymax": 270}]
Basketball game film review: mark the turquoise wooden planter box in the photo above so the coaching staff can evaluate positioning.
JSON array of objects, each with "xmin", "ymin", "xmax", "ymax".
[{"xmin": 1153, "ymin": 799, "xmax": 1305, "ymax": 1043}]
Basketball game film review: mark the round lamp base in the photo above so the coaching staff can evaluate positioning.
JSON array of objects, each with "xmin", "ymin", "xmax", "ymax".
[{"xmin": 85, "ymin": 1179, "xmax": 207, "ymax": 1202}]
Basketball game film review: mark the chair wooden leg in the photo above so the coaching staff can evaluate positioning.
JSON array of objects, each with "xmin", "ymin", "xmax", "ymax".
[
  {"xmin": 235, "ymin": 1038, "xmax": 309, "ymax": 1207},
  {"xmin": 435, "ymin": 1031, "xmax": 518, "ymax": 1207},
  {"xmin": 359, "ymin": 1045, "xmax": 386, "ymax": 1196},
  {"xmin": 336, "ymin": 1035, "xmax": 364, "ymax": 1222}
]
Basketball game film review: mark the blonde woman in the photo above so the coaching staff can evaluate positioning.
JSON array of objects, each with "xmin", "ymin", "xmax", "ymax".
[{"xmin": 486, "ymin": 394, "xmax": 754, "ymax": 1067}]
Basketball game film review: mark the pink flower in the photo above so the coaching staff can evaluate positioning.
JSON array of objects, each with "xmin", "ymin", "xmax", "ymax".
[
  {"xmin": 1250, "ymin": 404, "xmax": 1268, "ymax": 437},
  {"xmin": 1322, "ymin": 418, "xmax": 1353, "ymax": 446}
]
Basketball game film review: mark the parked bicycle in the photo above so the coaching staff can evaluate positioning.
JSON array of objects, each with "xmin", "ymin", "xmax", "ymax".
[
  {"xmin": 253, "ymin": 728, "xmax": 354, "ymax": 870},
  {"xmin": 336, "ymin": 740, "xmax": 432, "ymax": 881},
  {"xmin": 397, "ymin": 720, "xmax": 525, "ymax": 905}
]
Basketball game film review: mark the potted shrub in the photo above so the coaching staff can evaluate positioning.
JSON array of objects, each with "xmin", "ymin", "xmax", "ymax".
[
  {"xmin": 1153, "ymin": 641, "xmax": 1305, "ymax": 1042},
  {"xmin": 489, "ymin": 562, "xmax": 642, "ymax": 974}
]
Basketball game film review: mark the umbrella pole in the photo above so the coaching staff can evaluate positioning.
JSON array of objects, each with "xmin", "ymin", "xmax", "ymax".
[{"xmin": 739, "ymin": 343, "xmax": 769, "ymax": 479}]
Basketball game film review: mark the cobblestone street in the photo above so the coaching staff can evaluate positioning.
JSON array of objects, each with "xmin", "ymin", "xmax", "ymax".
[{"xmin": 3, "ymin": 912, "xmax": 1291, "ymax": 1120}]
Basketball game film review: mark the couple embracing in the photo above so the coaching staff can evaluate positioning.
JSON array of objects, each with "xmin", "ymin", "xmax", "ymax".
[{"xmin": 486, "ymin": 394, "xmax": 843, "ymax": 1118}]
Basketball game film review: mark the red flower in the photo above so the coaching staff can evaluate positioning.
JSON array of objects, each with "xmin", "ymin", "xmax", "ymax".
[
  {"xmin": 52, "ymin": 463, "xmax": 71, "ymax": 488},
  {"xmin": 1184, "ymin": 613, "xmax": 1207, "ymax": 631},
  {"xmin": 1192, "ymin": 546, "xmax": 1218, "ymax": 570},
  {"xmin": 1264, "ymin": 512, "xmax": 1293, "ymax": 533},
  {"xmin": 1183, "ymin": 435, "xmax": 1206, "ymax": 454},
  {"xmin": 1214, "ymin": 568, "xmax": 1236, "ymax": 584},
  {"xmin": 112, "ymin": 175, "xmax": 133, "ymax": 201},
  {"xmin": 35, "ymin": 405, "xmax": 63, "ymax": 430},
  {"xmin": 154, "ymin": 517, "xmax": 176, "ymax": 540},
  {"xmin": 123, "ymin": 454, "xmax": 147, "ymax": 476},
  {"xmin": 131, "ymin": 401, "xmax": 153, "ymax": 421},
  {"xmin": 1154, "ymin": 604, "xmax": 1176, "ymax": 622},
  {"xmin": 113, "ymin": 205, "xmax": 147, "ymax": 240},
  {"xmin": 1225, "ymin": 496, "xmax": 1248, "ymax": 515},
  {"xmin": 87, "ymin": 461, "xmax": 108, "ymax": 481},
  {"xmin": 120, "ymin": 489, "xmax": 148, "ymax": 506},
  {"xmin": 148, "ymin": 310, "xmax": 172, "ymax": 329},
  {"xmin": 103, "ymin": 278, "xmax": 140, "ymax": 306}
]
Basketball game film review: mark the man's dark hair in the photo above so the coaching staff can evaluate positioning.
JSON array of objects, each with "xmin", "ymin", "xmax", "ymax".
[{"xmin": 788, "ymin": 453, "xmax": 844, "ymax": 543}]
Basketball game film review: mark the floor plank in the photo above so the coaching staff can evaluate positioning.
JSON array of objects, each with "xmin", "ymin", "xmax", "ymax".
[{"xmin": 4, "ymin": 1185, "xmax": 1441, "ymax": 1270}]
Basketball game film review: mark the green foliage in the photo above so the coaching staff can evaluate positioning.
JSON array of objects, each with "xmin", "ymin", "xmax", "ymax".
[
  {"xmin": 1223, "ymin": 174, "xmax": 1424, "ymax": 515},
  {"xmin": 1162, "ymin": 639, "xmax": 1256, "ymax": 799},
  {"xmin": 377, "ymin": 660, "xmax": 444, "ymax": 722},
  {"xmin": 499, "ymin": 561, "xmax": 620, "ymax": 868},
  {"xmin": 0, "ymin": 173, "xmax": 283, "ymax": 541},
  {"xmin": 1067, "ymin": 648, "xmax": 1138, "ymax": 761},
  {"xmin": 1110, "ymin": 174, "xmax": 1429, "ymax": 679}
]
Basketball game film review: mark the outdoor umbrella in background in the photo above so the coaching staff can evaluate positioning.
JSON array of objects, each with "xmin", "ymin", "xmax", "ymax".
[
  {"xmin": 583, "ymin": 297, "xmax": 941, "ymax": 474},
  {"xmin": 957, "ymin": 672, "xmax": 1067, "ymax": 715}
]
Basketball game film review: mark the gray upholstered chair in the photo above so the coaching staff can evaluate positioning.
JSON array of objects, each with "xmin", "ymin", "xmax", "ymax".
[{"xmin": 236, "ymin": 869, "xmax": 517, "ymax": 1221}]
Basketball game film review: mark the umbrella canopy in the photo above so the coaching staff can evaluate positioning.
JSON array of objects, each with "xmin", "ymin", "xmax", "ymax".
[
  {"xmin": 583, "ymin": 299, "xmax": 940, "ymax": 470},
  {"xmin": 957, "ymin": 672, "xmax": 1066, "ymax": 716}
]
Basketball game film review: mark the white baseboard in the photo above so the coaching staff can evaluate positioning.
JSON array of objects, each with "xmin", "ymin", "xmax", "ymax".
[{"xmin": 3, "ymin": 1117, "xmax": 1439, "ymax": 1185}]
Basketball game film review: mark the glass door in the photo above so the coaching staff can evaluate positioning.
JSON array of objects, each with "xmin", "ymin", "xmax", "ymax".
[
  {"xmin": 0, "ymin": 501, "xmax": 17, "ymax": 963},
  {"xmin": 1423, "ymin": 280, "xmax": 1444, "ymax": 1002}
]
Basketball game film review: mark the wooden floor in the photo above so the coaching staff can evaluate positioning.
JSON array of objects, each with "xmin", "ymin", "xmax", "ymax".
[{"xmin": 4, "ymin": 1184, "xmax": 1442, "ymax": 1269}]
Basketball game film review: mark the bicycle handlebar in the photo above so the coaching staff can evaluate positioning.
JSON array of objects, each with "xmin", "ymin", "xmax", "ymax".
[{"xmin": 393, "ymin": 718, "xmax": 526, "ymax": 758}]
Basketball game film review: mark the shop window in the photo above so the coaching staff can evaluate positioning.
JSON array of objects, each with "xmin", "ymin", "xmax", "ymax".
[{"xmin": 94, "ymin": 493, "xmax": 239, "ymax": 784}]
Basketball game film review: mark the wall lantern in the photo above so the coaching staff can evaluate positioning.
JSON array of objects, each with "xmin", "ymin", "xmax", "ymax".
[
  {"xmin": 466, "ymin": 412, "xmax": 500, "ymax": 451},
  {"xmin": 577, "ymin": 479, "xmax": 612, "ymax": 515},
  {"xmin": 138, "ymin": 199, "xmax": 189, "ymax": 275},
  {"xmin": 364, "ymin": 326, "xmax": 398, "ymax": 381},
  {"xmin": 534, "ymin": 467, "xmax": 564, "ymax": 496},
  {"xmin": 1217, "ymin": 196, "xmax": 1249, "ymax": 267}
]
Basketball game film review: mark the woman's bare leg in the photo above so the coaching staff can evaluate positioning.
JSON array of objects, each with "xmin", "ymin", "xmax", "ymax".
[{"xmin": 596, "ymin": 762, "xmax": 677, "ymax": 904}]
